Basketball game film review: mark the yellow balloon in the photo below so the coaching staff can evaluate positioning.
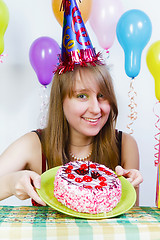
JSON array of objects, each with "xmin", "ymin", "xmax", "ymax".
[
  {"xmin": 0, "ymin": 0, "xmax": 9, "ymax": 54},
  {"xmin": 146, "ymin": 41, "xmax": 160, "ymax": 101},
  {"xmin": 52, "ymin": 0, "xmax": 92, "ymax": 27}
]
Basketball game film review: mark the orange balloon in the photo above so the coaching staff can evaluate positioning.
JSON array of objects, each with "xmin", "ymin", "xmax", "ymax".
[{"xmin": 52, "ymin": 0, "xmax": 92, "ymax": 27}]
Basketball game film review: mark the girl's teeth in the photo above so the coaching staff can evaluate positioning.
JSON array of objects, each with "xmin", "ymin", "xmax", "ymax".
[{"xmin": 85, "ymin": 118, "xmax": 97, "ymax": 122}]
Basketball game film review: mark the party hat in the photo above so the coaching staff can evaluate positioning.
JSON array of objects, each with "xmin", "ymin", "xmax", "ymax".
[{"xmin": 56, "ymin": 0, "xmax": 103, "ymax": 74}]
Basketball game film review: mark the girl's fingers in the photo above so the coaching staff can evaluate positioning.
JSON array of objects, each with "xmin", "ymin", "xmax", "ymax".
[
  {"xmin": 115, "ymin": 165, "xmax": 129, "ymax": 176},
  {"xmin": 26, "ymin": 172, "xmax": 46, "ymax": 206},
  {"xmin": 115, "ymin": 166, "xmax": 143, "ymax": 187},
  {"xmin": 129, "ymin": 174, "xmax": 143, "ymax": 187},
  {"xmin": 29, "ymin": 171, "xmax": 41, "ymax": 189}
]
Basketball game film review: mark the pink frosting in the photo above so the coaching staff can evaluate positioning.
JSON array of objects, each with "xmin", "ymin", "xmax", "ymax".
[{"xmin": 54, "ymin": 161, "xmax": 121, "ymax": 214}]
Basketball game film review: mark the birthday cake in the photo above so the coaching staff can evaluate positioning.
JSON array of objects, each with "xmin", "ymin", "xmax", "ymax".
[{"xmin": 54, "ymin": 161, "xmax": 122, "ymax": 214}]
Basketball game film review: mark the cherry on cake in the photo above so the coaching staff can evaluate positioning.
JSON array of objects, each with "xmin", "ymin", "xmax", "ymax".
[{"xmin": 54, "ymin": 161, "xmax": 122, "ymax": 214}]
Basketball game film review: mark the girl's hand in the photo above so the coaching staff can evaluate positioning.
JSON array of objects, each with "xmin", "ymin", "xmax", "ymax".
[
  {"xmin": 115, "ymin": 165, "xmax": 143, "ymax": 187},
  {"xmin": 10, "ymin": 170, "xmax": 46, "ymax": 206}
]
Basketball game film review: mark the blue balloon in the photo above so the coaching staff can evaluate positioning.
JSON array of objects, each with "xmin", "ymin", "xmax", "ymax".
[{"xmin": 116, "ymin": 9, "xmax": 152, "ymax": 78}]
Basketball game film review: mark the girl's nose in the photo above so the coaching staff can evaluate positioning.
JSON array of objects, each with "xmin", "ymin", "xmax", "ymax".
[{"xmin": 88, "ymin": 97, "xmax": 100, "ymax": 114}]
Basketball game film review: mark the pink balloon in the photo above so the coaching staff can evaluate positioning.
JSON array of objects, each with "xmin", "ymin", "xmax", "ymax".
[
  {"xmin": 89, "ymin": 0, "xmax": 124, "ymax": 50},
  {"xmin": 29, "ymin": 37, "xmax": 60, "ymax": 86}
]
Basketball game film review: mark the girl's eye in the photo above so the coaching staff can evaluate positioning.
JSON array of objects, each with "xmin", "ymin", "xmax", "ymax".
[
  {"xmin": 98, "ymin": 93, "xmax": 104, "ymax": 98},
  {"xmin": 77, "ymin": 94, "xmax": 88, "ymax": 99}
]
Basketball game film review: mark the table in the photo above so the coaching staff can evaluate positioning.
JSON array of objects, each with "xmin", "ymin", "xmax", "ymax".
[{"xmin": 0, "ymin": 206, "xmax": 160, "ymax": 240}]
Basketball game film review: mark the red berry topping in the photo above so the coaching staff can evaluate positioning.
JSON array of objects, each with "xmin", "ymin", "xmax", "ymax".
[
  {"xmin": 90, "ymin": 164, "xmax": 96, "ymax": 168},
  {"xmin": 98, "ymin": 167, "xmax": 106, "ymax": 172},
  {"xmin": 83, "ymin": 176, "xmax": 92, "ymax": 182},
  {"xmin": 65, "ymin": 168, "xmax": 72, "ymax": 173},
  {"xmin": 68, "ymin": 174, "xmax": 75, "ymax": 179},
  {"xmin": 98, "ymin": 176, "xmax": 106, "ymax": 181},
  {"xmin": 99, "ymin": 181, "xmax": 107, "ymax": 186},
  {"xmin": 68, "ymin": 165, "xmax": 73, "ymax": 170},
  {"xmin": 80, "ymin": 164, "xmax": 88, "ymax": 169},
  {"xmin": 84, "ymin": 185, "xmax": 92, "ymax": 189},
  {"xmin": 105, "ymin": 170, "xmax": 112, "ymax": 175},
  {"xmin": 75, "ymin": 177, "xmax": 83, "ymax": 183},
  {"xmin": 95, "ymin": 185, "xmax": 103, "ymax": 189}
]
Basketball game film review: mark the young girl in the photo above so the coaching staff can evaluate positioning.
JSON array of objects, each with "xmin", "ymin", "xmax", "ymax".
[{"xmin": 0, "ymin": 64, "xmax": 143, "ymax": 206}]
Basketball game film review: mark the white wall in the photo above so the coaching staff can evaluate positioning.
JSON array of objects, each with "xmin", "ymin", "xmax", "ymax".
[{"xmin": 0, "ymin": 0, "xmax": 158, "ymax": 206}]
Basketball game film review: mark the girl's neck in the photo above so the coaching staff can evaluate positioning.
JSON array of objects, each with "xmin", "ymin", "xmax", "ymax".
[
  {"xmin": 70, "ymin": 141, "xmax": 93, "ymax": 147},
  {"xmin": 69, "ymin": 134, "xmax": 93, "ymax": 148}
]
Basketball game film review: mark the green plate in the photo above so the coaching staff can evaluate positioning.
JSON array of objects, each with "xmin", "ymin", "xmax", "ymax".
[{"xmin": 37, "ymin": 166, "xmax": 136, "ymax": 219}]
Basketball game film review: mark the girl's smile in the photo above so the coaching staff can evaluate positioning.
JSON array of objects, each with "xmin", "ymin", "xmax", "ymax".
[{"xmin": 82, "ymin": 117, "xmax": 101, "ymax": 126}]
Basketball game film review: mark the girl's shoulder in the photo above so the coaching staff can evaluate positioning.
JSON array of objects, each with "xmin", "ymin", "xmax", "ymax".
[
  {"xmin": 116, "ymin": 130, "xmax": 137, "ymax": 144},
  {"xmin": 120, "ymin": 131, "xmax": 139, "ymax": 169},
  {"xmin": 121, "ymin": 131, "xmax": 138, "ymax": 144},
  {"xmin": 0, "ymin": 131, "xmax": 42, "ymax": 175}
]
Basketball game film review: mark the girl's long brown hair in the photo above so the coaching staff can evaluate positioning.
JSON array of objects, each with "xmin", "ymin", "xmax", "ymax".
[{"xmin": 41, "ymin": 64, "xmax": 119, "ymax": 170}]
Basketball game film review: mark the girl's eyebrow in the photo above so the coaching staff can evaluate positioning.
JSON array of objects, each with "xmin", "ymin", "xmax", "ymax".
[{"xmin": 73, "ymin": 89, "xmax": 89, "ymax": 93}]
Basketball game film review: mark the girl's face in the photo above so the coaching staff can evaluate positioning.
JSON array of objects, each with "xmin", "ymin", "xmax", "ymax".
[{"xmin": 63, "ymin": 71, "xmax": 111, "ymax": 142}]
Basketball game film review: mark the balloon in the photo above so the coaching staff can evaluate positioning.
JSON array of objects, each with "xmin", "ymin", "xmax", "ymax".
[
  {"xmin": 89, "ymin": 0, "xmax": 124, "ymax": 50},
  {"xmin": 29, "ymin": 37, "xmax": 60, "ymax": 86},
  {"xmin": 0, "ymin": 0, "xmax": 9, "ymax": 54},
  {"xmin": 116, "ymin": 9, "xmax": 152, "ymax": 78},
  {"xmin": 52, "ymin": 0, "xmax": 92, "ymax": 27},
  {"xmin": 146, "ymin": 41, "xmax": 160, "ymax": 101}
]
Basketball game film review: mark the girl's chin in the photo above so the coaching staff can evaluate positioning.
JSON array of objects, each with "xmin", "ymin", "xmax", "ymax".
[{"xmin": 81, "ymin": 130, "xmax": 101, "ymax": 137}]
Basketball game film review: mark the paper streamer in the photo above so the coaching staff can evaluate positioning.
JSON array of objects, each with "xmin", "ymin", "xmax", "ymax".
[
  {"xmin": 127, "ymin": 77, "xmax": 137, "ymax": 134},
  {"xmin": 155, "ymin": 135, "xmax": 160, "ymax": 207},
  {"xmin": 153, "ymin": 101, "xmax": 160, "ymax": 166},
  {"xmin": 153, "ymin": 101, "xmax": 160, "ymax": 208},
  {"xmin": 0, "ymin": 53, "xmax": 7, "ymax": 63},
  {"xmin": 39, "ymin": 85, "xmax": 49, "ymax": 129}
]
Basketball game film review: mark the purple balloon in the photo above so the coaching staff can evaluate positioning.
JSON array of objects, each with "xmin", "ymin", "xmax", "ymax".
[{"xmin": 29, "ymin": 36, "xmax": 60, "ymax": 86}]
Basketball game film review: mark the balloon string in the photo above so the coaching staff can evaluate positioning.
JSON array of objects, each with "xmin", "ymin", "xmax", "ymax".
[
  {"xmin": 153, "ymin": 101, "xmax": 160, "ymax": 166},
  {"xmin": 102, "ymin": 49, "xmax": 110, "ymax": 62},
  {"xmin": 127, "ymin": 77, "xmax": 137, "ymax": 135},
  {"xmin": 39, "ymin": 86, "xmax": 49, "ymax": 129},
  {"xmin": 0, "ymin": 54, "xmax": 7, "ymax": 63},
  {"xmin": 106, "ymin": 50, "xmax": 110, "ymax": 59}
]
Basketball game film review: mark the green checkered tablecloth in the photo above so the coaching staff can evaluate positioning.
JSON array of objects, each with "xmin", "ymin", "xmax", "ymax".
[{"xmin": 0, "ymin": 206, "xmax": 160, "ymax": 240}]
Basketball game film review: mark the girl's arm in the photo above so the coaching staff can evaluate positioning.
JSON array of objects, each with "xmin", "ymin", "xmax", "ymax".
[
  {"xmin": 115, "ymin": 132, "xmax": 143, "ymax": 206},
  {"xmin": 0, "ymin": 132, "xmax": 46, "ymax": 205}
]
